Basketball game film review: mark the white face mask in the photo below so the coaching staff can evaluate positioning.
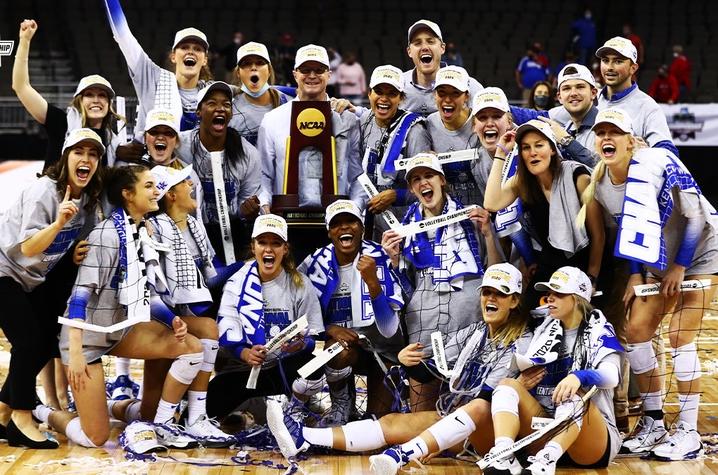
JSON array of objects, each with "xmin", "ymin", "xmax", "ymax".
[{"xmin": 241, "ymin": 82, "xmax": 270, "ymax": 98}]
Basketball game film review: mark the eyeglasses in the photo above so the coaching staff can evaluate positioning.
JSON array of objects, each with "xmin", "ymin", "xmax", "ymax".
[{"xmin": 297, "ymin": 66, "xmax": 328, "ymax": 76}]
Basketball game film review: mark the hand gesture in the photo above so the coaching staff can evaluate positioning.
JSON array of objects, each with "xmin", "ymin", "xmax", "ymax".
[
  {"xmin": 468, "ymin": 206, "xmax": 492, "ymax": 237},
  {"xmin": 537, "ymin": 116, "xmax": 569, "ymax": 141},
  {"xmin": 551, "ymin": 373, "xmax": 581, "ymax": 404},
  {"xmin": 496, "ymin": 130, "xmax": 517, "ymax": 158},
  {"xmin": 368, "ymin": 189, "xmax": 397, "ymax": 213},
  {"xmin": 73, "ymin": 240, "xmax": 90, "ymax": 265},
  {"xmin": 398, "ymin": 342, "xmax": 424, "ymax": 367},
  {"xmin": 240, "ymin": 195, "xmax": 261, "ymax": 218},
  {"xmin": 56, "ymin": 185, "xmax": 79, "ymax": 228},
  {"xmin": 172, "ymin": 316, "xmax": 187, "ymax": 343},
  {"xmin": 357, "ymin": 254, "xmax": 379, "ymax": 286},
  {"xmin": 19, "ymin": 19, "xmax": 38, "ymax": 42},
  {"xmin": 241, "ymin": 344, "xmax": 267, "ymax": 366},
  {"xmin": 381, "ymin": 230, "xmax": 403, "ymax": 266}
]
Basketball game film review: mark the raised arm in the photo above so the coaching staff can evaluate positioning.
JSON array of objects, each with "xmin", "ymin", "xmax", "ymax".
[
  {"xmin": 12, "ymin": 20, "xmax": 48, "ymax": 124},
  {"xmin": 102, "ymin": 0, "xmax": 147, "ymax": 71},
  {"xmin": 483, "ymin": 130, "xmax": 520, "ymax": 212}
]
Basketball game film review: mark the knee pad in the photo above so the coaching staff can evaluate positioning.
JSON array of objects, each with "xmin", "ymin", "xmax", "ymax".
[
  {"xmin": 491, "ymin": 384, "xmax": 520, "ymax": 418},
  {"xmin": 292, "ymin": 376, "xmax": 325, "ymax": 397},
  {"xmin": 200, "ymin": 338, "xmax": 219, "ymax": 373},
  {"xmin": 65, "ymin": 417, "xmax": 98, "ymax": 448},
  {"xmin": 626, "ymin": 341, "xmax": 658, "ymax": 375},
  {"xmin": 325, "ymin": 365, "xmax": 352, "ymax": 383},
  {"xmin": 672, "ymin": 343, "xmax": 702, "ymax": 382},
  {"xmin": 168, "ymin": 351, "xmax": 203, "ymax": 385},
  {"xmin": 554, "ymin": 394, "xmax": 584, "ymax": 430},
  {"xmin": 427, "ymin": 408, "xmax": 477, "ymax": 451}
]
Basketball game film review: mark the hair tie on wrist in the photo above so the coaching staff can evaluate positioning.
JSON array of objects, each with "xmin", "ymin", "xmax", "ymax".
[{"xmin": 496, "ymin": 144, "xmax": 511, "ymax": 156}]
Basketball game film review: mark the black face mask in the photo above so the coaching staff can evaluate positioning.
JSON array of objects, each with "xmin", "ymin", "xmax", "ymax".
[{"xmin": 534, "ymin": 95, "xmax": 550, "ymax": 108}]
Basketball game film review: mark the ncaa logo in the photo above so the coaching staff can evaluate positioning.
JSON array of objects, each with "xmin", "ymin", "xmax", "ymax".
[
  {"xmin": 0, "ymin": 40, "xmax": 14, "ymax": 67},
  {"xmin": 296, "ymin": 108, "xmax": 326, "ymax": 137}
]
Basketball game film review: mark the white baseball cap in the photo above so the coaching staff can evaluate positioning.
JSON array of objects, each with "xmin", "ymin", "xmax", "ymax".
[
  {"xmin": 62, "ymin": 128, "xmax": 105, "ymax": 155},
  {"xmin": 514, "ymin": 119, "xmax": 563, "ymax": 158},
  {"xmin": 294, "ymin": 44, "xmax": 330, "ymax": 69},
  {"xmin": 534, "ymin": 266, "xmax": 593, "ymax": 302},
  {"xmin": 595, "ymin": 36, "xmax": 638, "ymax": 63},
  {"xmin": 472, "ymin": 87, "xmax": 510, "ymax": 114},
  {"xmin": 151, "ymin": 164, "xmax": 193, "ymax": 200},
  {"xmin": 591, "ymin": 107, "xmax": 633, "ymax": 134},
  {"xmin": 325, "ymin": 199, "xmax": 363, "ymax": 229},
  {"xmin": 144, "ymin": 108, "xmax": 180, "ymax": 136},
  {"xmin": 369, "ymin": 65, "xmax": 404, "ymax": 92},
  {"xmin": 74, "ymin": 74, "xmax": 115, "ymax": 99},
  {"xmin": 480, "ymin": 263, "xmax": 523, "ymax": 295},
  {"xmin": 172, "ymin": 27, "xmax": 209, "ymax": 50},
  {"xmin": 434, "ymin": 66, "xmax": 470, "ymax": 93},
  {"xmin": 407, "ymin": 19, "xmax": 443, "ymax": 43},
  {"xmin": 404, "ymin": 152, "xmax": 444, "ymax": 180},
  {"xmin": 236, "ymin": 41, "xmax": 271, "ymax": 65},
  {"xmin": 252, "ymin": 214, "xmax": 288, "ymax": 242},
  {"xmin": 121, "ymin": 421, "xmax": 166, "ymax": 455},
  {"xmin": 557, "ymin": 63, "xmax": 597, "ymax": 89},
  {"xmin": 196, "ymin": 81, "xmax": 233, "ymax": 106}
]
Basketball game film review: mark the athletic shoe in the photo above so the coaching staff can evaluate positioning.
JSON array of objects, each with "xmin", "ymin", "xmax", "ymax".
[
  {"xmin": 521, "ymin": 452, "xmax": 556, "ymax": 475},
  {"xmin": 153, "ymin": 421, "xmax": 199, "ymax": 449},
  {"xmin": 266, "ymin": 397, "xmax": 309, "ymax": 458},
  {"xmin": 109, "ymin": 375, "xmax": 138, "ymax": 401},
  {"xmin": 650, "ymin": 422, "xmax": 704, "ymax": 461},
  {"xmin": 320, "ymin": 381, "xmax": 353, "ymax": 427},
  {"xmin": 184, "ymin": 414, "xmax": 236, "ymax": 448},
  {"xmin": 284, "ymin": 394, "xmax": 309, "ymax": 426},
  {"xmin": 620, "ymin": 415, "xmax": 668, "ymax": 454},
  {"xmin": 369, "ymin": 446, "xmax": 409, "ymax": 475},
  {"xmin": 482, "ymin": 445, "xmax": 523, "ymax": 475},
  {"xmin": 120, "ymin": 421, "xmax": 165, "ymax": 454}
]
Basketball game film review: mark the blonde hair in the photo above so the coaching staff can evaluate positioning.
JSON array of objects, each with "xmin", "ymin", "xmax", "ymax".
[
  {"xmin": 249, "ymin": 241, "xmax": 304, "ymax": 288},
  {"xmin": 490, "ymin": 296, "xmax": 530, "ymax": 347},
  {"xmin": 575, "ymin": 135, "xmax": 636, "ymax": 229},
  {"xmin": 70, "ymin": 95, "xmax": 126, "ymax": 133}
]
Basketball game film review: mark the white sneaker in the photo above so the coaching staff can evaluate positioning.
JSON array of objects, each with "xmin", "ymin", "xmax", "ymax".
[
  {"xmin": 266, "ymin": 397, "xmax": 309, "ymax": 459},
  {"xmin": 184, "ymin": 414, "xmax": 236, "ymax": 448},
  {"xmin": 522, "ymin": 451, "xmax": 556, "ymax": 475},
  {"xmin": 153, "ymin": 422, "xmax": 199, "ymax": 449},
  {"xmin": 650, "ymin": 422, "xmax": 704, "ymax": 461},
  {"xmin": 620, "ymin": 415, "xmax": 668, "ymax": 454},
  {"xmin": 481, "ymin": 445, "xmax": 523, "ymax": 475},
  {"xmin": 369, "ymin": 446, "xmax": 408, "ymax": 475}
]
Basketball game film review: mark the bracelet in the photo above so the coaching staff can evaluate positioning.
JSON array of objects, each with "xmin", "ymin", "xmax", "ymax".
[{"xmin": 496, "ymin": 143, "xmax": 512, "ymax": 156}]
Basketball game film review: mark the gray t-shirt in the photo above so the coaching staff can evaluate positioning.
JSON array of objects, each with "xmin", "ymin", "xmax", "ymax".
[
  {"xmin": 426, "ymin": 112, "xmax": 482, "ymax": 206},
  {"xmin": 597, "ymin": 86, "xmax": 673, "ymax": 147},
  {"xmin": 0, "ymin": 176, "xmax": 98, "ymax": 291},
  {"xmin": 595, "ymin": 172, "xmax": 718, "ymax": 276},
  {"xmin": 217, "ymin": 269, "xmax": 324, "ymax": 373},
  {"xmin": 401, "ymin": 69, "xmax": 483, "ymax": 117},
  {"xmin": 176, "ymin": 130, "xmax": 261, "ymax": 225},
  {"xmin": 229, "ymin": 91, "xmax": 292, "ymax": 146}
]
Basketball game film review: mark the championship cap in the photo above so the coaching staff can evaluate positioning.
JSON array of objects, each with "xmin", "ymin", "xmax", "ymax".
[
  {"xmin": 595, "ymin": 36, "xmax": 638, "ymax": 63},
  {"xmin": 534, "ymin": 266, "xmax": 593, "ymax": 302},
  {"xmin": 74, "ymin": 74, "xmax": 115, "ymax": 99},
  {"xmin": 480, "ymin": 263, "xmax": 523, "ymax": 295},
  {"xmin": 294, "ymin": 44, "xmax": 330, "ymax": 69},
  {"xmin": 144, "ymin": 108, "xmax": 180, "ymax": 136},
  {"xmin": 472, "ymin": 87, "xmax": 510, "ymax": 114},
  {"xmin": 407, "ymin": 19, "xmax": 443, "ymax": 43},
  {"xmin": 236, "ymin": 41, "xmax": 271, "ymax": 65},
  {"xmin": 196, "ymin": 81, "xmax": 233, "ymax": 106},
  {"xmin": 557, "ymin": 63, "xmax": 597, "ymax": 89},
  {"xmin": 591, "ymin": 108, "xmax": 633, "ymax": 134},
  {"xmin": 515, "ymin": 119, "xmax": 563, "ymax": 158},
  {"xmin": 325, "ymin": 199, "xmax": 363, "ymax": 229},
  {"xmin": 252, "ymin": 214, "xmax": 288, "ymax": 242},
  {"xmin": 434, "ymin": 66, "xmax": 470, "ymax": 93},
  {"xmin": 172, "ymin": 27, "xmax": 209, "ymax": 50},
  {"xmin": 62, "ymin": 128, "xmax": 105, "ymax": 155},
  {"xmin": 369, "ymin": 65, "xmax": 404, "ymax": 92},
  {"xmin": 151, "ymin": 164, "xmax": 193, "ymax": 200},
  {"xmin": 404, "ymin": 153, "xmax": 444, "ymax": 180}
]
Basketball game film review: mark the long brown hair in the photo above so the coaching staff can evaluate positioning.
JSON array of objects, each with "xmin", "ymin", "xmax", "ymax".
[
  {"xmin": 44, "ymin": 145, "xmax": 103, "ymax": 213},
  {"xmin": 513, "ymin": 137, "xmax": 561, "ymax": 205},
  {"xmin": 70, "ymin": 95, "xmax": 125, "ymax": 135}
]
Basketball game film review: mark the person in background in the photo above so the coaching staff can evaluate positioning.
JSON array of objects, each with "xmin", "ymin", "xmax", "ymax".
[
  {"xmin": 218, "ymin": 31, "xmax": 245, "ymax": 83},
  {"xmin": 336, "ymin": 52, "xmax": 367, "ymax": 105},
  {"xmin": 516, "ymin": 44, "xmax": 550, "ymax": 105},
  {"xmin": 442, "ymin": 41, "xmax": 464, "ymax": 67},
  {"xmin": 326, "ymin": 47, "xmax": 343, "ymax": 98},
  {"xmin": 622, "ymin": 23, "xmax": 645, "ymax": 68},
  {"xmin": 669, "ymin": 45, "xmax": 692, "ymax": 102},
  {"xmin": 648, "ymin": 65, "xmax": 680, "ymax": 104},
  {"xmin": 570, "ymin": 8, "xmax": 597, "ymax": 66},
  {"xmin": 528, "ymin": 80, "xmax": 555, "ymax": 111}
]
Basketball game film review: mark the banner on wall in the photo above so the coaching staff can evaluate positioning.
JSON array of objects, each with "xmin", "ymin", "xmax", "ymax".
[{"xmin": 661, "ymin": 104, "xmax": 718, "ymax": 146}]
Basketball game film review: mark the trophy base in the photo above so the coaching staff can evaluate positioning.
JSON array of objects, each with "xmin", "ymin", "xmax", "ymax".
[{"xmin": 271, "ymin": 195, "xmax": 347, "ymax": 226}]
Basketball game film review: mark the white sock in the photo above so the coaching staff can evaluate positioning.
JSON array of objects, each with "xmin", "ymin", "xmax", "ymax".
[
  {"xmin": 115, "ymin": 357, "xmax": 131, "ymax": 377},
  {"xmin": 399, "ymin": 436, "xmax": 429, "ymax": 462},
  {"xmin": 154, "ymin": 399, "xmax": 178, "ymax": 424},
  {"xmin": 303, "ymin": 427, "xmax": 335, "ymax": 448},
  {"xmin": 495, "ymin": 436, "xmax": 514, "ymax": 449},
  {"xmin": 643, "ymin": 390, "xmax": 665, "ymax": 427},
  {"xmin": 678, "ymin": 393, "xmax": 700, "ymax": 430},
  {"xmin": 187, "ymin": 390, "xmax": 207, "ymax": 426},
  {"xmin": 337, "ymin": 419, "xmax": 386, "ymax": 451},
  {"xmin": 538, "ymin": 440, "xmax": 564, "ymax": 463},
  {"xmin": 426, "ymin": 408, "xmax": 477, "ymax": 452},
  {"xmin": 32, "ymin": 404, "xmax": 54, "ymax": 423}
]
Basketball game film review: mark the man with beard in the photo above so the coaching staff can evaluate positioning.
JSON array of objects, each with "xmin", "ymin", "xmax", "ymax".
[
  {"xmin": 402, "ymin": 20, "xmax": 482, "ymax": 117},
  {"xmin": 299, "ymin": 200, "xmax": 404, "ymax": 425}
]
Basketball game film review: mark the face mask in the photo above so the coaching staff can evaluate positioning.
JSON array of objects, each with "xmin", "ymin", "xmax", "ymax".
[
  {"xmin": 241, "ymin": 82, "xmax": 270, "ymax": 98},
  {"xmin": 534, "ymin": 95, "xmax": 550, "ymax": 108},
  {"xmin": 585, "ymin": 11, "xmax": 592, "ymax": 19}
]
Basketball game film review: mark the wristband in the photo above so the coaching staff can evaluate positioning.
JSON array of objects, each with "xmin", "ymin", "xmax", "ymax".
[{"xmin": 496, "ymin": 144, "xmax": 511, "ymax": 156}]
